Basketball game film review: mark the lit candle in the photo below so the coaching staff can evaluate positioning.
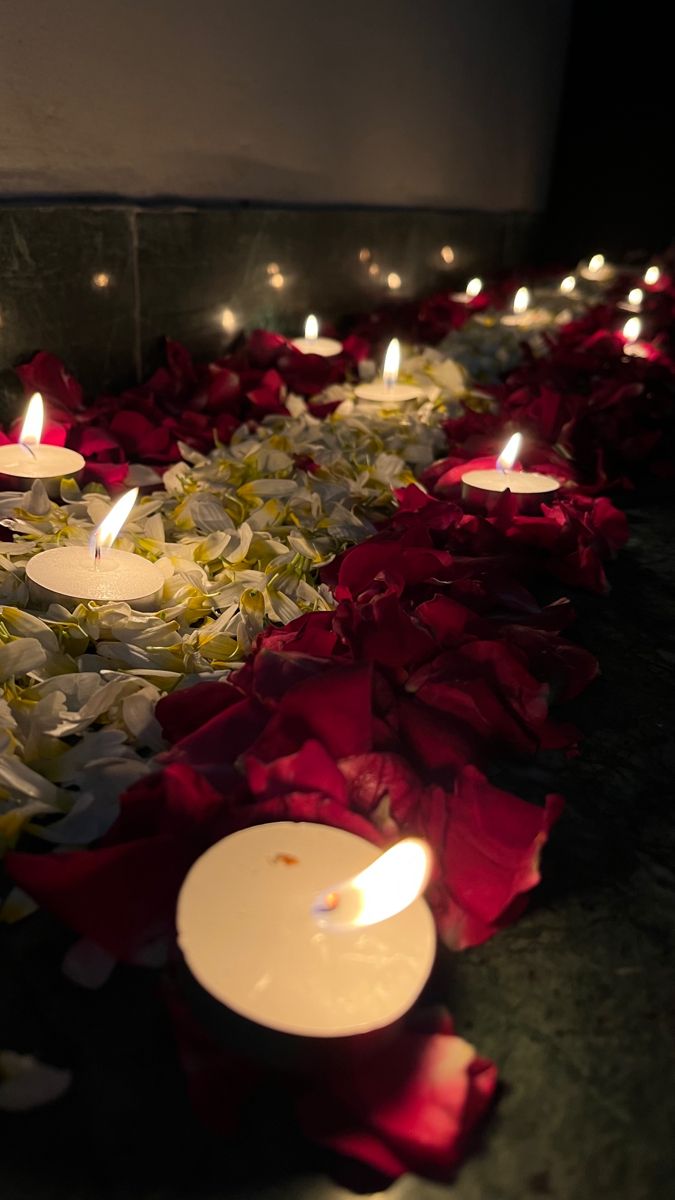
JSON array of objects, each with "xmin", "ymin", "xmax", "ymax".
[
  {"xmin": 292, "ymin": 314, "xmax": 342, "ymax": 357},
  {"xmin": 618, "ymin": 287, "xmax": 644, "ymax": 313},
  {"xmin": 176, "ymin": 823, "xmax": 435, "ymax": 1062},
  {"xmin": 560, "ymin": 275, "xmax": 576, "ymax": 295},
  {"xmin": 500, "ymin": 287, "xmax": 552, "ymax": 331},
  {"xmin": 354, "ymin": 338, "xmax": 420, "ymax": 405},
  {"xmin": 622, "ymin": 315, "xmax": 649, "ymax": 358},
  {"xmin": 0, "ymin": 394, "xmax": 84, "ymax": 497},
  {"xmin": 461, "ymin": 432, "xmax": 560, "ymax": 514},
  {"xmin": 579, "ymin": 252, "xmax": 615, "ymax": 282},
  {"xmin": 643, "ymin": 265, "xmax": 661, "ymax": 286},
  {"xmin": 451, "ymin": 276, "xmax": 483, "ymax": 304},
  {"xmin": 25, "ymin": 488, "xmax": 163, "ymax": 611}
]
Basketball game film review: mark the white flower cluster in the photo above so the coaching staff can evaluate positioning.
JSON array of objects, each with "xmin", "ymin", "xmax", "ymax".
[{"xmin": 0, "ymin": 388, "xmax": 451, "ymax": 863}]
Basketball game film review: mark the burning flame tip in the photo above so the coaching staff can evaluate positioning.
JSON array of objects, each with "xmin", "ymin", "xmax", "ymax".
[
  {"xmin": 19, "ymin": 392, "xmax": 44, "ymax": 447},
  {"xmin": 496, "ymin": 431, "xmax": 522, "ymax": 472},
  {"xmin": 383, "ymin": 337, "xmax": 401, "ymax": 385},
  {"xmin": 90, "ymin": 487, "xmax": 139, "ymax": 558},
  {"xmin": 315, "ymin": 837, "xmax": 432, "ymax": 928},
  {"xmin": 304, "ymin": 313, "xmax": 318, "ymax": 340},
  {"xmin": 513, "ymin": 286, "xmax": 529, "ymax": 314}
]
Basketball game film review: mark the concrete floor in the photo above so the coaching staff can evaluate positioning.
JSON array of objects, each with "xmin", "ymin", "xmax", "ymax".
[{"xmin": 1, "ymin": 501, "xmax": 674, "ymax": 1200}]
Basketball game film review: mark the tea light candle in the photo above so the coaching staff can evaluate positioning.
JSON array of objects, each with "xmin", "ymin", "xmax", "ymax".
[
  {"xmin": 500, "ymin": 287, "xmax": 552, "ymax": 331},
  {"xmin": 177, "ymin": 823, "xmax": 435, "ymax": 1044},
  {"xmin": 451, "ymin": 276, "xmax": 483, "ymax": 304},
  {"xmin": 618, "ymin": 287, "xmax": 644, "ymax": 313},
  {"xmin": 354, "ymin": 339, "xmax": 420, "ymax": 404},
  {"xmin": 26, "ymin": 488, "xmax": 163, "ymax": 611},
  {"xmin": 461, "ymin": 433, "xmax": 560, "ymax": 514},
  {"xmin": 0, "ymin": 394, "xmax": 84, "ymax": 496},
  {"xmin": 292, "ymin": 314, "xmax": 342, "ymax": 357},
  {"xmin": 622, "ymin": 316, "xmax": 650, "ymax": 358},
  {"xmin": 579, "ymin": 253, "xmax": 615, "ymax": 283}
]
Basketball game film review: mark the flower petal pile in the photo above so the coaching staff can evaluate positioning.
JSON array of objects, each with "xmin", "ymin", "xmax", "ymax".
[{"xmin": 2, "ymin": 258, "xmax": 673, "ymax": 1179}]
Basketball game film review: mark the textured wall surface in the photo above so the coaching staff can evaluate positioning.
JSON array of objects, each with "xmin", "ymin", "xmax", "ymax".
[{"xmin": 0, "ymin": 0, "xmax": 570, "ymax": 210}]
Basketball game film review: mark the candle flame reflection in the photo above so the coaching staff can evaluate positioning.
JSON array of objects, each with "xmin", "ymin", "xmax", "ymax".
[
  {"xmin": 496, "ymin": 431, "xmax": 522, "ymax": 472},
  {"xmin": 382, "ymin": 338, "xmax": 400, "ymax": 386},
  {"xmin": 19, "ymin": 393, "xmax": 44, "ymax": 449},
  {"xmin": 466, "ymin": 277, "xmax": 482, "ymax": 298},
  {"xmin": 90, "ymin": 487, "xmax": 139, "ymax": 560},
  {"xmin": 513, "ymin": 286, "xmax": 529, "ymax": 314},
  {"xmin": 314, "ymin": 839, "xmax": 432, "ymax": 928},
  {"xmin": 623, "ymin": 316, "xmax": 641, "ymax": 344},
  {"xmin": 304, "ymin": 314, "xmax": 319, "ymax": 340}
]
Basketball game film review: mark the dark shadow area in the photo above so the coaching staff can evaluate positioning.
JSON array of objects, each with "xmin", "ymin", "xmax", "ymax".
[{"xmin": 540, "ymin": 0, "xmax": 673, "ymax": 262}]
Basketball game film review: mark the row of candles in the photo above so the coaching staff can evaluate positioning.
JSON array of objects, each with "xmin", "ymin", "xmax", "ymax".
[{"xmin": 0, "ymin": 258, "xmax": 665, "ymax": 1051}]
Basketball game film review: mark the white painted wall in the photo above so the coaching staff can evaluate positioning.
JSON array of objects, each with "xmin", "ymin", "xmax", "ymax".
[{"xmin": 0, "ymin": 0, "xmax": 570, "ymax": 210}]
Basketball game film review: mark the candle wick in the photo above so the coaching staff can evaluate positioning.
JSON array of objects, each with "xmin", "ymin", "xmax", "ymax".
[
  {"xmin": 315, "ymin": 890, "xmax": 339, "ymax": 914},
  {"xmin": 20, "ymin": 440, "xmax": 37, "ymax": 460},
  {"xmin": 94, "ymin": 544, "xmax": 101, "ymax": 568}
]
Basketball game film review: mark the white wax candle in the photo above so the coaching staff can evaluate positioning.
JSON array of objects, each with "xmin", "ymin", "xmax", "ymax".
[
  {"xmin": 26, "ymin": 545, "xmax": 163, "ymax": 611},
  {"xmin": 292, "ymin": 314, "xmax": 342, "ymax": 357},
  {"xmin": 0, "ymin": 444, "xmax": 84, "ymax": 496},
  {"xmin": 578, "ymin": 254, "xmax": 615, "ymax": 283},
  {"xmin": 353, "ymin": 381, "xmax": 420, "ymax": 404},
  {"xmin": 177, "ymin": 822, "xmax": 436, "ymax": 1039},
  {"xmin": 499, "ymin": 308, "xmax": 553, "ymax": 330},
  {"xmin": 461, "ymin": 467, "xmax": 560, "ymax": 514},
  {"xmin": 292, "ymin": 336, "xmax": 342, "ymax": 357}
]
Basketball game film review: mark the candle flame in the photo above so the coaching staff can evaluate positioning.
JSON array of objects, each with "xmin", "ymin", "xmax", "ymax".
[
  {"xmin": 628, "ymin": 288, "xmax": 643, "ymax": 307},
  {"xmin": 560, "ymin": 275, "xmax": 576, "ymax": 294},
  {"xmin": 623, "ymin": 316, "xmax": 641, "ymax": 344},
  {"xmin": 382, "ymin": 338, "xmax": 400, "ymax": 386},
  {"xmin": 19, "ymin": 393, "xmax": 44, "ymax": 448},
  {"xmin": 314, "ymin": 838, "xmax": 432, "ymax": 928},
  {"xmin": 90, "ymin": 488, "xmax": 139, "ymax": 559},
  {"xmin": 588, "ymin": 253, "xmax": 605, "ymax": 273},
  {"xmin": 304, "ymin": 314, "xmax": 319, "ymax": 340},
  {"xmin": 513, "ymin": 286, "xmax": 529, "ymax": 314},
  {"xmin": 644, "ymin": 265, "xmax": 660, "ymax": 286},
  {"xmin": 496, "ymin": 431, "xmax": 522, "ymax": 472},
  {"xmin": 466, "ymin": 276, "xmax": 482, "ymax": 298}
]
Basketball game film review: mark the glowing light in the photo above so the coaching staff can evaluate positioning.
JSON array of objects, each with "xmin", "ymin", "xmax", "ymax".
[
  {"xmin": 628, "ymin": 288, "xmax": 643, "ymax": 307},
  {"xmin": 266, "ymin": 262, "xmax": 280, "ymax": 275},
  {"xmin": 622, "ymin": 316, "xmax": 641, "ymax": 344},
  {"xmin": 513, "ymin": 286, "xmax": 529, "ymax": 314},
  {"xmin": 220, "ymin": 307, "xmax": 238, "ymax": 336},
  {"xmin": 368, "ymin": 262, "xmax": 381, "ymax": 277},
  {"xmin": 19, "ymin": 393, "xmax": 44, "ymax": 448},
  {"xmin": 387, "ymin": 272, "xmax": 402, "ymax": 290},
  {"xmin": 560, "ymin": 275, "xmax": 576, "ymax": 294},
  {"xmin": 466, "ymin": 277, "xmax": 482, "ymax": 298},
  {"xmin": 315, "ymin": 838, "xmax": 432, "ymax": 928},
  {"xmin": 358, "ymin": 247, "xmax": 371, "ymax": 263},
  {"xmin": 588, "ymin": 253, "xmax": 605, "ymax": 273},
  {"xmin": 496, "ymin": 431, "xmax": 522, "ymax": 472},
  {"xmin": 269, "ymin": 272, "xmax": 285, "ymax": 290},
  {"xmin": 382, "ymin": 338, "xmax": 401, "ymax": 387},
  {"xmin": 440, "ymin": 245, "xmax": 455, "ymax": 264},
  {"xmin": 644, "ymin": 265, "xmax": 661, "ymax": 286},
  {"xmin": 90, "ymin": 488, "xmax": 139, "ymax": 559},
  {"xmin": 304, "ymin": 314, "xmax": 319, "ymax": 340},
  {"xmin": 92, "ymin": 272, "xmax": 111, "ymax": 289}
]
